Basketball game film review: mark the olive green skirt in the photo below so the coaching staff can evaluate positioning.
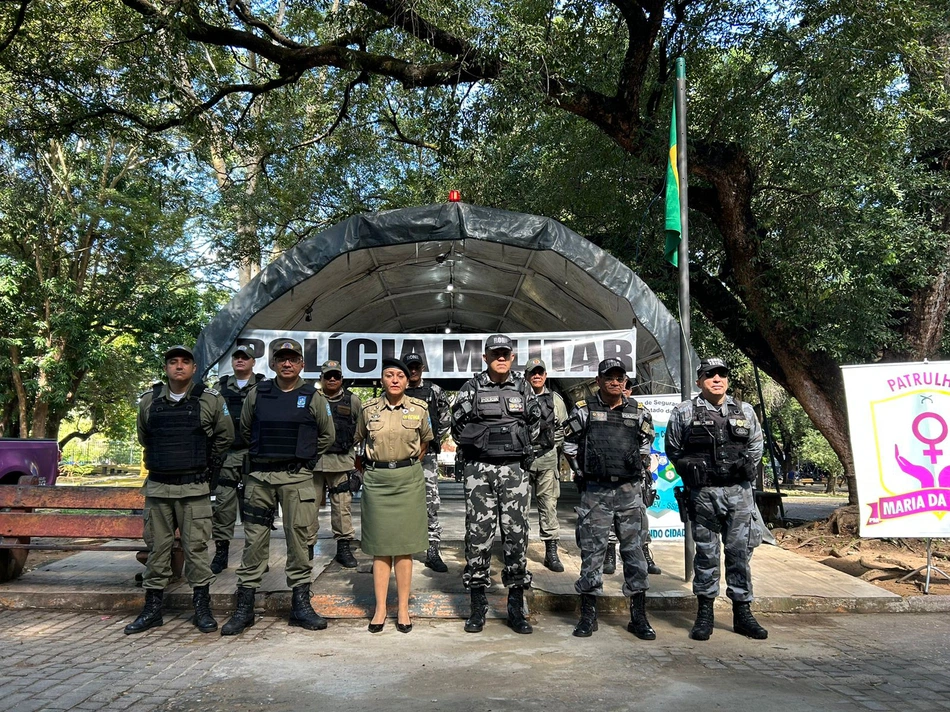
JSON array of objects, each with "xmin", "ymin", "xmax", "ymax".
[{"xmin": 360, "ymin": 462, "xmax": 427, "ymax": 556}]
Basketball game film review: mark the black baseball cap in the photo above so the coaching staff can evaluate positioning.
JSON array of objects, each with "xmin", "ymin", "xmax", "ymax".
[
  {"xmin": 403, "ymin": 352, "xmax": 425, "ymax": 367},
  {"xmin": 598, "ymin": 358, "xmax": 627, "ymax": 377},
  {"xmin": 485, "ymin": 334, "xmax": 513, "ymax": 352},
  {"xmin": 697, "ymin": 358, "xmax": 731, "ymax": 378}
]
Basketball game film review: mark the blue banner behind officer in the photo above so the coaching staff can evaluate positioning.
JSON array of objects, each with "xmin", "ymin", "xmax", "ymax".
[
  {"xmin": 451, "ymin": 334, "xmax": 541, "ymax": 635},
  {"xmin": 403, "ymin": 351, "xmax": 452, "ymax": 573},
  {"xmin": 564, "ymin": 358, "xmax": 657, "ymax": 639},
  {"xmin": 664, "ymin": 357, "xmax": 768, "ymax": 641},
  {"xmin": 125, "ymin": 345, "xmax": 233, "ymax": 635},
  {"xmin": 221, "ymin": 339, "xmax": 336, "ymax": 636},
  {"xmin": 211, "ymin": 344, "xmax": 265, "ymax": 574}
]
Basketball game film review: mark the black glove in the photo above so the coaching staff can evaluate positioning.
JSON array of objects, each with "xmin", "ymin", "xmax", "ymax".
[
  {"xmin": 206, "ymin": 456, "xmax": 224, "ymax": 490},
  {"xmin": 567, "ymin": 455, "xmax": 585, "ymax": 493},
  {"xmin": 348, "ymin": 470, "xmax": 363, "ymax": 493}
]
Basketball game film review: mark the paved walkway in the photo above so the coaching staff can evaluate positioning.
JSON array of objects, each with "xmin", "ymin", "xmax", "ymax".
[
  {"xmin": 2, "ymin": 487, "xmax": 924, "ymax": 617},
  {"xmin": 1, "ymin": 609, "xmax": 948, "ymax": 712}
]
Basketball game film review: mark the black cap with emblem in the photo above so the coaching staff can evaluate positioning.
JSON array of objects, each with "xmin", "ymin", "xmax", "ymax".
[{"xmin": 697, "ymin": 358, "xmax": 731, "ymax": 378}]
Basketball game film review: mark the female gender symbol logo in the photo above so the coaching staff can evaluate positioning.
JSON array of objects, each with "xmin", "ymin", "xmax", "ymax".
[{"xmin": 912, "ymin": 412, "xmax": 948, "ymax": 465}]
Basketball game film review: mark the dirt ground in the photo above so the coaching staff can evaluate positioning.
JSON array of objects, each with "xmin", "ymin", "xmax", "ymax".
[{"xmin": 773, "ymin": 505, "xmax": 950, "ymax": 596}]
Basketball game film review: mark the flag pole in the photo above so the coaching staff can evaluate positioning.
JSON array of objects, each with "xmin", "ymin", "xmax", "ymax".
[{"xmin": 674, "ymin": 57, "xmax": 694, "ymax": 583}]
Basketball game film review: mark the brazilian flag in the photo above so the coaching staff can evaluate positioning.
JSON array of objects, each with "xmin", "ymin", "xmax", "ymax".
[{"xmin": 664, "ymin": 104, "xmax": 681, "ymax": 267}]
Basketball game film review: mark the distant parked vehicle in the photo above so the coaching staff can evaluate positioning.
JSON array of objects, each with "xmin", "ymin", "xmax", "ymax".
[{"xmin": 0, "ymin": 438, "xmax": 61, "ymax": 486}]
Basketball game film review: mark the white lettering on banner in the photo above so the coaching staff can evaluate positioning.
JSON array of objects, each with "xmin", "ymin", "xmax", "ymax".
[{"xmin": 219, "ymin": 329, "xmax": 636, "ymax": 380}]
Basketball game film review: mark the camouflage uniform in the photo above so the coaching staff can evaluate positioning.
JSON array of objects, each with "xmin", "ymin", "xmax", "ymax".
[
  {"xmin": 564, "ymin": 392, "xmax": 654, "ymax": 596},
  {"xmin": 405, "ymin": 378, "xmax": 451, "ymax": 545},
  {"xmin": 452, "ymin": 371, "xmax": 541, "ymax": 590},
  {"xmin": 664, "ymin": 395, "xmax": 764, "ymax": 602}
]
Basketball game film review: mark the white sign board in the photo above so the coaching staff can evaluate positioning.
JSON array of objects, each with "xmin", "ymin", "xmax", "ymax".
[
  {"xmin": 842, "ymin": 361, "xmax": 950, "ymax": 538},
  {"xmin": 219, "ymin": 329, "xmax": 636, "ymax": 380}
]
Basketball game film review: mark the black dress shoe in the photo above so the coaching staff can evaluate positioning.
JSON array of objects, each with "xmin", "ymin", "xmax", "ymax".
[
  {"xmin": 396, "ymin": 622, "xmax": 412, "ymax": 633},
  {"xmin": 368, "ymin": 621, "xmax": 385, "ymax": 633}
]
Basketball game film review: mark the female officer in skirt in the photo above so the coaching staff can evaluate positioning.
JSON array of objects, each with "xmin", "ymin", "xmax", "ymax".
[{"xmin": 356, "ymin": 357, "xmax": 433, "ymax": 633}]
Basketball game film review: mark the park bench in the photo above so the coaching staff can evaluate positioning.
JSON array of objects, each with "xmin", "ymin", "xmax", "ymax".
[{"xmin": 0, "ymin": 475, "xmax": 181, "ymax": 583}]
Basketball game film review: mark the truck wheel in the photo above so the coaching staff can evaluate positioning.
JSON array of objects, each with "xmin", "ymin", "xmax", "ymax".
[{"xmin": 0, "ymin": 547, "xmax": 28, "ymax": 583}]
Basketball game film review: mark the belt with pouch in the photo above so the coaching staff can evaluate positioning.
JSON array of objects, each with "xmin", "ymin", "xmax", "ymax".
[{"xmin": 367, "ymin": 459, "xmax": 414, "ymax": 469}]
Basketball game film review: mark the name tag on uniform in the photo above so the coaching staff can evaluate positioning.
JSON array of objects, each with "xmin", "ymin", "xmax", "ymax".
[
  {"xmin": 338, "ymin": 406, "xmax": 351, "ymax": 415},
  {"xmin": 621, "ymin": 412, "xmax": 637, "ymax": 419},
  {"xmin": 297, "ymin": 396, "xmax": 307, "ymax": 408},
  {"xmin": 481, "ymin": 396, "xmax": 500, "ymax": 403},
  {"xmin": 590, "ymin": 411, "xmax": 608, "ymax": 421},
  {"xmin": 403, "ymin": 414, "xmax": 421, "ymax": 421}
]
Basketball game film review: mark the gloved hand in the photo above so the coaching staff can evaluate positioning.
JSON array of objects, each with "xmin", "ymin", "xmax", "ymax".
[{"xmin": 573, "ymin": 472, "xmax": 587, "ymax": 493}]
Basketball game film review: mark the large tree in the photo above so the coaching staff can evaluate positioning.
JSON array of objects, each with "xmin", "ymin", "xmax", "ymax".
[{"xmin": 3, "ymin": 1, "xmax": 948, "ymax": 502}]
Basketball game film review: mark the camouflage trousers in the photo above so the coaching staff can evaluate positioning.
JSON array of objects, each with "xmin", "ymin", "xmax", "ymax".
[
  {"xmin": 607, "ymin": 477, "xmax": 654, "ymax": 546},
  {"xmin": 422, "ymin": 452, "xmax": 442, "ymax": 544},
  {"xmin": 690, "ymin": 481, "xmax": 764, "ymax": 602},
  {"xmin": 462, "ymin": 460, "xmax": 532, "ymax": 590},
  {"xmin": 574, "ymin": 481, "xmax": 648, "ymax": 596},
  {"xmin": 211, "ymin": 463, "xmax": 241, "ymax": 542}
]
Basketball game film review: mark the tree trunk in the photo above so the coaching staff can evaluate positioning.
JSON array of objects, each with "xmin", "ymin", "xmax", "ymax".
[{"xmin": 9, "ymin": 345, "xmax": 29, "ymax": 439}]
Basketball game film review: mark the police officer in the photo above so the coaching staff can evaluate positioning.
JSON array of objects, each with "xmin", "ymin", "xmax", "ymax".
[
  {"xmin": 211, "ymin": 345, "xmax": 265, "ymax": 574},
  {"xmin": 221, "ymin": 339, "xmax": 336, "ymax": 636},
  {"xmin": 402, "ymin": 351, "xmax": 451, "ymax": 573},
  {"xmin": 451, "ymin": 334, "xmax": 541, "ymax": 635},
  {"xmin": 523, "ymin": 358, "xmax": 569, "ymax": 572},
  {"xmin": 307, "ymin": 359, "xmax": 361, "ymax": 568},
  {"xmin": 125, "ymin": 345, "xmax": 233, "ymax": 635},
  {"xmin": 564, "ymin": 358, "xmax": 656, "ymax": 640},
  {"xmin": 664, "ymin": 357, "xmax": 768, "ymax": 641},
  {"xmin": 623, "ymin": 377, "xmax": 662, "ymax": 576}
]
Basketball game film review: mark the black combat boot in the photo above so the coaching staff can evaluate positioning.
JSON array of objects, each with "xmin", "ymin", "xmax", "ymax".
[
  {"xmin": 192, "ymin": 584, "xmax": 218, "ymax": 633},
  {"xmin": 733, "ymin": 601, "xmax": 768, "ymax": 639},
  {"xmin": 643, "ymin": 543, "xmax": 662, "ymax": 575},
  {"xmin": 210, "ymin": 540, "xmax": 230, "ymax": 574},
  {"xmin": 690, "ymin": 596, "xmax": 715, "ymax": 641},
  {"xmin": 288, "ymin": 584, "xmax": 328, "ymax": 630},
  {"xmin": 425, "ymin": 542, "xmax": 449, "ymax": 572},
  {"xmin": 221, "ymin": 586, "xmax": 256, "ymax": 636},
  {"xmin": 334, "ymin": 540, "xmax": 358, "ymax": 569},
  {"xmin": 603, "ymin": 543, "xmax": 617, "ymax": 574},
  {"xmin": 626, "ymin": 591, "xmax": 656, "ymax": 640},
  {"xmin": 543, "ymin": 540, "xmax": 565, "ymax": 573},
  {"xmin": 124, "ymin": 588, "xmax": 164, "ymax": 635},
  {"xmin": 464, "ymin": 586, "xmax": 488, "ymax": 633},
  {"xmin": 506, "ymin": 586, "xmax": 533, "ymax": 635},
  {"xmin": 572, "ymin": 593, "xmax": 598, "ymax": 637}
]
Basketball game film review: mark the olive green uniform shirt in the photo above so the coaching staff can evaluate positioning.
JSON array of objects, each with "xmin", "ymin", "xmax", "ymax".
[
  {"xmin": 318, "ymin": 389, "xmax": 362, "ymax": 472},
  {"xmin": 137, "ymin": 381, "xmax": 234, "ymax": 498},
  {"xmin": 239, "ymin": 376, "xmax": 336, "ymax": 484},
  {"xmin": 356, "ymin": 395, "xmax": 433, "ymax": 463}
]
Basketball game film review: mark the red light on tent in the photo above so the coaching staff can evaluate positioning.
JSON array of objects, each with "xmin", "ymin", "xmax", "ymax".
[{"xmin": 448, "ymin": 190, "xmax": 461, "ymax": 202}]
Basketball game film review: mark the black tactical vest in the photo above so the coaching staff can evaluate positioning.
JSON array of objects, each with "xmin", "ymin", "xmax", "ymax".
[
  {"xmin": 684, "ymin": 398, "xmax": 752, "ymax": 484},
  {"xmin": 406, "ymin": 382, "xmax": 441, "ymax": 454},
  {"xmin": 581, "ymin": 397, "xmax": 644, "ymax": 483},
  {"xmin": 249, "ymin": 381, "xmax": 319, "ymax": 463},
  {"xmin": 467, "ymin": 381, "xmax": 530, "ymax": 460},
  {"xmin": 534, "ymin": 391, "xmax": 556, "ymax": 453},
  {"xmin": 325, "ymin": 389, "xmax": 357, "ymax": 454},
  {"xmin": 218, "ymin": 374, "xmax": 263, "ymax": 450},
  {"xmin": 144, "ymin": 384, "xmax": 209, "ymax": 478}
]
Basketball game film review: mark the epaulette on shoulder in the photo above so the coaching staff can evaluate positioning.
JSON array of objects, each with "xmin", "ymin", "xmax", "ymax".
[
  {"xmin": 576, "ymin": 399, "xmax": 587, "ymax": 408},
  {"xmin": 205, "ymin": 387, "xmax": 220, "ymax": 397},
  {"xmin": 407, "ymin": 395, "xmax": 430, "ymax": 409}
]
